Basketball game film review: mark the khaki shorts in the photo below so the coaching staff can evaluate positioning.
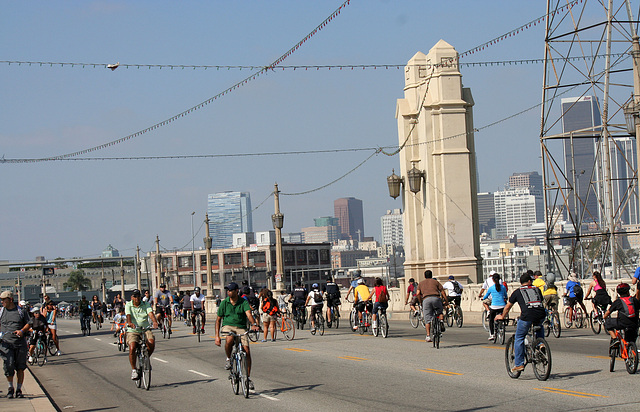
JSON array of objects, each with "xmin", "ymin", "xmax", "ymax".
[
  {"xmin": 261, "ymin": 313, "xmax": 275, "ymax": 323},
  {"xmin": 126, "ymin": 330, "xmax": 154, "ymax": 346},
  {"xmin": 221, "ymin": 325, "xmax": 249, "ymax": 347}
]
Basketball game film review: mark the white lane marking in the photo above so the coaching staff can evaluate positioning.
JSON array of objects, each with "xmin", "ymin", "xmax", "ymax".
[
  {"xmin": 154, "ymin": 358, "xmax": 168, "ymax": 363},
  {"xmin": 258, "ymin": 393, "xmax": 280, "ymax": 401},
  {"xmin": 94, "ymin": 338, "xmax": 102, "ymax": 341},
  {"xmin": 188, "ymin": 370, "xmax": 211, "ymax": 378},
  {"xmin": 571, "ymin": 336, "xmax": 609, "ymax": 341}
]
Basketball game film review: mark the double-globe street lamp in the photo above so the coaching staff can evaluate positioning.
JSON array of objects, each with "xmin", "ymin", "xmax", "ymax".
[{"xmin": 387, "ymin": 161, "xmax": 426, "ymax": 199}]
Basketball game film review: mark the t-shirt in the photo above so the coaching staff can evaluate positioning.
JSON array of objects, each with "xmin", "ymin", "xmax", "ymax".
[
  {"xmin": 181, "ymin": 295, "xmax": 192, "ymax": 310},
  {"xmin": 125, "ymin": 301, "xmax": 153, "ymax": 333},
  {"xmin": 565, "ymin": 281, "xmax": 581, "ymax": 298},
  {"xmin": 29, "ymin": 316, "xmax": 48, "ymax": 333},
  {"xmin": 308, "ymin": 291, "xmax": 323, "ymax": 307},
  {"xmin": 609, "ymin": 296, "xmax": 640, "ymax": 330},
  {"xmin": 154, "ymin": 289, "xmax": 172, "ymax": 307},
  {"xmin": 354, "ymin": 285, "xmax": 370, "ymax": 302},
  {"xmin": 324, "ymin": 282, "xmax": 340, "ymax": 298},
  {"xmin": 292, "ymin": 287, "xmax": 307, "ymax": 301},
  {"xmin": 217, "ymin": 297, "xmax": 251, "ymax": 329},
  {"xmin": 532, "ymin": 277, "xmax": 545, "ymax": 293},
  {"xmin": 191, "ymin": 293, "xmax": 206, "ymax": 310},
  {"xmin": 508, "ymin": 286, "xmax": 545, "ymax": 322},
  {"xmin": 634, "ymin": 266, "xmax": 640, "ymax": 281},
  {"xmin": 0, "ymin": 306, "xmax": 31, "ymax": 347},
  {"xmin": 417, "ymin": 278, "xmax": 444, "ymax": 298},
  {"xmin": 407, "ymin": 283, "xmax": 417, "ymax": 296},
  {"xmin": 483, "ymin": 285, "xmax": 508, "ymax": 309},
  {"xmin": 373, "ymin": 285, "xmax": 389, "ymax": 303},
  {"xmin": 443, "ymin": 281, "xmax": 462, "ymax": 297},
  {"xmin": 113, "ymin": 313, "xmax": 126, "ymax": 325}
]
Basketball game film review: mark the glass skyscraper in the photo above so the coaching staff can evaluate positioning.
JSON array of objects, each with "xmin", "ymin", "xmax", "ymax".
[{"xmin": 207, "ymin": 191, "xmax": 253, "ymax": 249}]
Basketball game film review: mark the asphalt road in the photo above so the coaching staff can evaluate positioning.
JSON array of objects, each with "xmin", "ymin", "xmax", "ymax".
[{"xmin": 29, "ymin": 316, "xmax": 640, "ymax": 411}]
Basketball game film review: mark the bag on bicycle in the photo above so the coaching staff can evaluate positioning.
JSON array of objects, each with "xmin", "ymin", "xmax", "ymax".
[{"xmin": 313, "ymin": 291, "xmax": 323, "ymax": 304}]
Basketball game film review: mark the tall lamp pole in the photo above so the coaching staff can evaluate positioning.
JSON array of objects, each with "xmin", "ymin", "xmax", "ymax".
[
  {"xmin": 191, "ymin": 211, "xmax": 196, "ymax": 287},
  {"xmin": 204, "ymin": 214, "xmax": 215, "ymax": 312},
  {"xmin": 272, "ymin": 183, "xmax": 285, "ymax": 292}
]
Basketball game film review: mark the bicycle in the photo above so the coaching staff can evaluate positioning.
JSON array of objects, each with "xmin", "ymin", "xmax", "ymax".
[
  {"xmin": 543, "ymin": 306, "xmax": 562, "ymax": 338},
  {"xmin": 355, "ymin": 305, "xmax": 372, "ymax": 335},
  {"xmin": 445, "ymin": 301, "xmax": 464, "ymax": 328},
  {"xmin": 93, "ymin": 312, "xmax": 102, "ymax": 330},
  {"xmin": 309, "ymin": 307, "xmax": 325, "ymax": 336},
  {"xmin": 430, "ymin": 314, "xmax": 445, "ymax": 349},
  {"xmin": 133, "ymin": 327, "xmax": 152, "ymax": 390},
  {"xmin": 192, "ymin": 309, "xmax": 204, "ymax": 343},
  {"xmin": 505, "ymin": 323, "xmax": 552, "ymax": 381},
  {"xmin": 409, "ymin": 305, "xmax": 425, "ymax": 329},
  {"xmin": 482, "ymin": 307, "xmax": 490, "ymax": 332},
  {"xmin": 29, "ymin": 331, "xmax": 48, "ymax": 367},
  {"xmin": 327, "ymin": 303, "xmax": 340, "ymax": 329},
  {"xmin": 226, "ymin": 330, "xmax": 252, "ymax": 398},
  {"xmin": 493, "ymin": 318, "xmax": 506, "ymax": 345},
  {"xmin": 81, "ymin": 314, "xmax": 92, "ymax": 336},
  {"xmin": 586, "ymin": 298, "xmax": 606, "ymax": 335},
  {"xmin": 45, "ymin": 329, "xmax": 57, "ymax": 356},
  {"xmin": 275, "ymin": 313, "xmax": 295, "ymax": 341},
  {"xmin": 292, "ymin": 304, "xmax": 307, "ymax": 330},
  {"xmin": 116, "ymin": 323, "xmax": 127, "ymax": 352},
  {"xmin": 247, "ymin": 308, "xmax": 263, "ymax": 343},
  {"xmin": 608, "ymin": 329, "xmax": 638, "ymax": 374},
  {"xmin": 372, "ymin": 306, "xmax": 389, "ymax": 338},
  {"xmin": 563, "ymin": 297, "xmax": 584, "ymax": 328},
  {"xmin": 158, "ymin": 307, "xmax": 171, "ymax": 339}
]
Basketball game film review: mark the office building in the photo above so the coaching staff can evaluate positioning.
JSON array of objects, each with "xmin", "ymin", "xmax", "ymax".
[
  {"xmin": 609, "ymin": 137, "xmax": 639, "ymax": 225},
  {"xmin": 494, "ymin": 187, "xmax": 544, "ymax": 238},
  {"xmin": 477, "ymin": 193, "xmax": 496, "ymax": 235},
  {"xmin": 302, "ymin": 226, "xmax": 340, "ymax": 244},
  {"xmin": 207, "ymin": 191, "xmax": 253, "ymax": 249},
  {"xmin": 334, "ymin": 197, "xmax": 364, "ymax": 240},
  {"xmin": 380, "ymin": 209, "xmax": 404, "ymax": 246},
  {"xmin": 508, "ymin": 171, "xmax": 542, "ymax": 191}
]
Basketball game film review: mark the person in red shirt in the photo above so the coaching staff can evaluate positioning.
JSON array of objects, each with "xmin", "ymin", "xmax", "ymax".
[{"xmin": 371, "ymin": 277, "xmax": 390, "ymax": 329}]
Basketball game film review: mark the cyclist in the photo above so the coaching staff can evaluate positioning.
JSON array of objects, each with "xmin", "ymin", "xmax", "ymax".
[
  {"xmin": 142, "ymin": 290, "xmax": 151, "ymax": 303},
  {"xmin": 495, "ymin": 273, "xmax": 546, "ymax": 373},
  {"xmin": 443, "ymin": 275, "xmax": 463, "ymax": 307},
  {"xmin": 584, "ymin": 271, "xmax": 611, "ymax": 314},
  {"xmin": 353, "ymin": 278, "xmax": 372, "ymax": 331},
  {"xmin": 540, "ymin": 272, "xmax": 559, "ymax": 310},
  {"xmin": 415, "ymin": 270, "xmax": 448, "ymax": 342},
  {"xmin": 190, "ymin": 287, "xmax": 206, "ymax": 334},
  {"xmin": 633, "ymin": 265, "xmax": 640, "ymax": 286},
  {"xmin": 78, "ymin": 295, "xmax": 91, "ymax": 332},
  {"xmin": 404, "ymin": 278, "xmax": 420, "ymax": 314},
  {"xmin": 113, "ymin": 306, "xmax": 126, "ymax": 339},
  {"xmin": 27, "ymin": 307, "xmax": 48, "ymax": 364},
  {"xmin": 259, "ymin": 288, "xmax": 278, "ymax": 342},
  {"xmin": 305, "ymin": 283, "xmax": 324, "ymax": 333},
  {"xmin": 154, "ymin": 284, "xmax": 174, "ymax": 335},
  {"xmin": 43, "ymin": 300, "xmax": 61, "ymax": 356},
  {"xmin": 602, "ymin": 283, "xmax": 640, "ymax": 347},
  {"xmin": 371, "ymin": 277, "xmax": 390, "ymax": 330},
  {"xmin": 181, "ymin": 290, "xmax": 192, "ymax": 324},
  {"xmin": 564, "ymin": 273, "xmax": 587, "ymax": 326},
  {"xmin": 289, "ymin": 281, "xmax": 307, "ymax": 324},
  {"xmin": 346, "ymin": 272, "xmax": 362, "ymax": 301},
  {"xmin": 482, "ymin": 273, "xmax": 508, "ymax": 340},
  {"xmin": 479, "ymin": 271, "xmax": 507, "ymax": 320},
  {"xmin": 90, "ymin": 295, "xmax": 102, "ymax": 325},
  {"xmin": 323, "ymin": 277, "xmax": 341, "ymax": 324},
  {"xmin": 113, "ymin": 293, "xmax": 125, "ymax": 314},
  {"xmin": 215, "ymin": 282, "xmax": 260, "ymax": 390},
  {"xmin": 125, "ymin": 289, "xmax": 158, "ymax": 380}
]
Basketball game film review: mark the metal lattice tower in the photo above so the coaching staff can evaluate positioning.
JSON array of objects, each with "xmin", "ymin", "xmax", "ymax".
[{"xmin": 540, "ymin": 0, "xmax": 640, "ymax": 279}]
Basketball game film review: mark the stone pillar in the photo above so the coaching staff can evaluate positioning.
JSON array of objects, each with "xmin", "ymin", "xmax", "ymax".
[{"xmin": 396, "ymin": 40, "xmax": 482, "ymax": 284}]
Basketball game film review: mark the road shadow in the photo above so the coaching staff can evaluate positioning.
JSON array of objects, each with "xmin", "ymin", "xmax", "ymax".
[
  {"xmin": 151, "ymin": 378, "xmax": 216, "ymax": 389},
  {"xmin": 261, "ymin": 384, "xmax": 322, "ymax": 396},
  {"xmin": 551, "ymin": 369, "xmax": 601, "ymax": 379},
  {"xmin": 77, "ymin": 407, "xmax": 119, "ymax": 412}
]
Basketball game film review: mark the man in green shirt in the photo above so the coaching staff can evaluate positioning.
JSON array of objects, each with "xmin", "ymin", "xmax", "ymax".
[
  {"xmin": 125, "ymin": 289, "xmax": 158, "ymax": 380},
  {"xmin": 215, "ymin": 282, "xmax": 259, "ymax": 389}
]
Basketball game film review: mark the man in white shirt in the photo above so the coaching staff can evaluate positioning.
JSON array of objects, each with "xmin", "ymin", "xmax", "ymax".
[
  {"xmin": 190, "ymin": 287, "xmax": 206, "ymax": 334},
  {"xmin": 442, "ymin": 275, "xmax": 463, "ymax": 306}
]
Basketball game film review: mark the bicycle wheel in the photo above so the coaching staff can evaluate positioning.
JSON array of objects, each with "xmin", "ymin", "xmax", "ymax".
[
  {"xmin": 248, "ymin": 328, "xmax": 259, "ymax": 342},
  {"xmin": 544, "ymin": 318, "xmax": 551, "ymax": 337},
  {"xmin": 358, "ymin": 317, "xmax": 365, "ymax": 335},
  {"xmin": 498, "ymin": 322, "xmax": 505, "ymax": 345},
  {"xmin": 37, "ymin": 342, "xmax": 46, "ymax": 367},
  {"xmin": 87, "ymin": 322, "xmax": 91, "ymax": 336},
  {"xmin": 505, "ymin": 336, "xmax": 521, "ymax": 379},
  {"xmin": 372, "ymin": 317, "xmax": 379, "ymax": 337},
  {"xmin": 575, "ymin": 307, "xmax": 584, "ymax": 328},
  {"xmin": 135, "ymin": 357, "xmax": 142, "ymax": 388},
  {"xmin": 552, "ymin": 313, "xmax": 561, "ymax": 338},
  {"xmin": 310, "ymin": 317, "xmax": 317, "ymax": 335},
  {"xmin": 318, "ymin": 315, "xmax": 325, "ymax": 336},
  {"xmin": 409, "ymin": 308, "xmax": 420, "ymax": 328},
  {"xmin": 142, "ymin": 351, "xmax": 151, "ymax": 390},
  {"xmin": 625, "ymin": 342, "xmax": 638, "ymax": 374},
  {"xmin": 230, "ymin": 355, "xmax": 240, "ymax": 395},
  {"xmin": 48, "ymin": 336, "xmax": 57, "ymax": 356},
  {"xmin": 380, "ymin": 314, "xmax": 389, "ymax": 338},
  {"xmin": 282, "ymin": 318, "xmax": 295, "ymax": 341},
  {"xmin": 240, "ymin": 353, "xmax": 250, "ymax": 398},
  {"xmin": 455, "ymin": 307, "xmax": 464, "ymax": 328},
  {"xmin": 563, "ymin": 307, "xmax": 572, "ymax": 328},
  {"xmin": 610, "ymin": 341, "xmax": 617, "ymax": 372},
  {"xmin": 333, "ymin": 308, "xmax": 340, "ymax": 329},
  {"xmin": 589, "ymin": 311, "xmax": 601, "ymax": 334},
  {"xmin": 445, "ymin": 309, "xmax": 454, "ymax": 328},
  {"xmin": 532, "ymin": 337, "xmax": 552, "ymax": 381},
  {"xmin": 162, "ymin": 320, "xmax": 167, "ymax": 339},
  {"xmin": 432, "ymin": 321, "xmax": 440, "ymax": 349},
  {"xmin": 196, "ymin": 317, "xmax": 201, "ymax": 343},
  {"xmin": 350, "ymin": 309, "xmax": 356, "ymax": 331},
  {"xmin": 482, "ymin": 309, "xmax": 489, "ymax": 332}
]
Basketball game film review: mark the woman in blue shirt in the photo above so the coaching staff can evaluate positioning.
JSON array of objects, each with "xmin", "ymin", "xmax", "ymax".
[{"xmin": 483, "ymin": 273, "xmax": 508, "ymax": 340}]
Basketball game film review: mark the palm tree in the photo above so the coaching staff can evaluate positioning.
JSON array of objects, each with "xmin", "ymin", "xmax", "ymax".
[{"xmin": 63, "ymin": 270, "xmax": 92, "ymax": 291}]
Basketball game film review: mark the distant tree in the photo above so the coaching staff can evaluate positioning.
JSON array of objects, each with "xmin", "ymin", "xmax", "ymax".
[
  {"xmin": 63, "ymin": 270, "xmax": 92, "ymax": 291},
  {"xmin": 54, "ymin": 257, "xmax": 68, "ymax": 269}
]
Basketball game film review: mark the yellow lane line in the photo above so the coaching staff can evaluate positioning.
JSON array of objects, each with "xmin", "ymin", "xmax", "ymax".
[
  {"xmin": 587, "ymin": 355, "xmax": 622, "ymax": 360},
  {"xmin": 534, "ymin": 387, "xmax": 607, "ymax": 398},
  {"xmin": 419, "ymin": 368, "xmax": 462, "ymax": 376},
  {"xmin": 285, "ymin": 348, "xmax": 310, "ymax": 352},
  {"xmin": 482, "ymin": 345, "xmax": 504, "ymax": 350},
  {"xmin": 339, "ymin": 356, "xmax": 368, "ymax": 361},
  {"xmin": 404, "ymin": 339, "xmax": 426, "ymax": 342}
]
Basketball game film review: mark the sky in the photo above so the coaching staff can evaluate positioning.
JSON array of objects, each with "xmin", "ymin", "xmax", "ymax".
[{"xmin": 0, "ymin": 0, "xmax": 597, "ymax": 261}]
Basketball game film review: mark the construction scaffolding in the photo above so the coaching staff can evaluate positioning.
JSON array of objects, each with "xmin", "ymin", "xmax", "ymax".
[{"xmin": 540, "ymin": 0, "xmax": 640, "ymax": 279}]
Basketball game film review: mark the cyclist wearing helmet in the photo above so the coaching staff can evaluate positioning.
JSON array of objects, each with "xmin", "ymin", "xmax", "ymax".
[
  {"xmin": 353, "ymin": 278, "xmax": 372, "ymax": 331},
  {"xmin": 190, "ymin": 287, "xmax": 206, "ymax": 334},
  {"xmin": 305, "ymin": 283, "xmax": 324, "ymax": 333},
  {"xmin": 405, "ymin": 278, "xmax": 419, "ymax": 313},
  {"xmin": 289, "ymin": 281, "xmax": 307, "ymax": 323},
  {"xmin": 603, "ymin": 283, "xmax": 640, "ymax": 346}
]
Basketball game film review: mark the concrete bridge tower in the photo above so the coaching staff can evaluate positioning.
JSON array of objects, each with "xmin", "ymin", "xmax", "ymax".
[{"xmin": 394, "ymin": 40, "xmax": 482, "ymax": 283}]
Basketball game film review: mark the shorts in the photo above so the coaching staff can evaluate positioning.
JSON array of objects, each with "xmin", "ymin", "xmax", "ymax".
[
  {"xmin": 605, "ymin": 318, "xmax": 638, "ymax": 342},
  {"xmin": 126, "ymin": 330, "xmax": 154, "ymax": 346},
  {"xmin": 326, "ymin": 296, "xmax": 341, "ymax": 308},
  {"xmin": 310, "ymin": 305, "xmax": 323, "ymax": 318},
  {"xmin": 372, "ymin": 301, "xmax": 388, "ymax": 315},
  {"xmin": 221, "ymin": 325, "xmax": 249, "ymax": 346},
  {"xmin": 261, "ymin": 313, "xmax": 275, "ymax": 323},
  {"xmin": 483, "ymin": 297, "xmax": 492, "ymax": 306},
  {"xmin": 0, "ymin": 342, "xmax": 28, "ymax": 377},
  {"xmin": 543, "ymin": 295, "xmax": 559, "ymax": 310},
  {"xmin": 594, "ymin": 291, "xmax": 611, "ymax": 310},
  {"xmin": 410, "ymin": 296, "xmax": 420, "ymax": 306},
  {"xmin": 155, "ymin": 306, "xmax": 169, "ymax": 316},
  {"xmin": 567, "ymin": 296, "xmax": 582, "ymax": 307},
  {"xmin": 355, "ymin": 301, "xmax": 372, "ymax": 313},
  {"xmin": 48, "ymin": 323, "xmax": 57, "ymax": 330},
  {"xmin": 422, "ymin": 296, "xmax": 443, "ymax": 325},
  {"xmin": 448, "ymin": 296, "xmax": 461, "ymax": 306}
]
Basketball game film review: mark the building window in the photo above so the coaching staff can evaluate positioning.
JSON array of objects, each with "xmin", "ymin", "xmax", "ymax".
[
  {"xmin": 248, "ymin": 251, "xmax": 266, "ymax": 264},
  {"xmin": 296, "ymin": 250, "xmax": 307, "ymax": 266},
  {"xmin": 320, "ymin": 249, "xmax": 330, "ymax": 265},
  {"xmin": 179, "ymin": 275, "xmax": 194, "ymax": 284},
  {"xmin": 308, "ymin": 249, "xmax": 319, "ymax": 265},
  {"xmin": 178, "ymin": 256, "xmax": 193, "ymax": 268},
  {"xmin": 200, "ymin": 254, "xmax": 219, "ymax": 267},
  {"xmin": 224, "ymin": 253, "xmax": 242, "ymax": 265},
  {"xmin": 284, "ymin": 250, "xmax": 295, "ymax": 265}
]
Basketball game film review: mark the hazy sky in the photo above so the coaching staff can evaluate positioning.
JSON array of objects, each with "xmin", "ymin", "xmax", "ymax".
[{"xmin": 1, "ymin": 1, "xmax": 572, "ymax": 261}]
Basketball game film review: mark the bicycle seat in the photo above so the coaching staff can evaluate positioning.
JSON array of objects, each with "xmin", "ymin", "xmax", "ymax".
[{"xmin": 532, "ymin": 326, "xmax": 542, "ymax": 332}]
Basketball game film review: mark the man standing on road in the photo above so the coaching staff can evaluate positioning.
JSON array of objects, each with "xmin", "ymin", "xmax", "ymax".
[
  {"xmin": 415, "ymin": 270, "xmax": 448, "ymax": 342},
  {"xmin": 0, "ymin": 291, "xmax": 31, "ymax": 398},
  {"xmin": 154, "ymin": 284, "xmax": 174, "ymax": 335},
  {"xmin": 125, "ymin": 289, "xmax": 158, "ymax": 380},
  {"xmin": 495, "ymin": 273, "xmax": 546, "ymax": 373},
  {"xmin": 215, "ymin": 282, "xmax": 259, "ymax": 390}
]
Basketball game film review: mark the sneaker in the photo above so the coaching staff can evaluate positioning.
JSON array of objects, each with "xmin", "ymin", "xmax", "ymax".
[
  {"xmin": 201, "ymin": 328, "xmax": 205, "ymax": 334},
  {"xmin": 488, "ymin": 335, "xmax": 494, "ymax": 340},
  {"xmin": 261, "ymin": 339, "xmax": 267, "ymax": 343},
  {"xmin": 28, "ymin": 356, "xmax": 34, "ymax": 364},
  {"xmin": 311, "ymin": 328, "xmax": 316, "ymax": 333},
  {"xmin": 192, "ymin": 328, "xmax": 197, "ymax": 334},
  {"xmin": 56, "ymin": 350, "xmax": 61, "ymax": 356},
  {"xmin": 225, "ymin": 359, "xmax": 232, "ymax": 370},
  {"xmin": 15, "ymin": 389, "xmax": 24, "ymax": 399},
  {"xmin": 610, "ymin": 338, "xmax": 620, "ymax": 349},
  {"xmin": 247, "ymin": 379, "xmax": 254, "ymax": 390},
  {"xmin": 271, "ymin": 338, "xmax": 276, "ymax": 342},
  {"xmin": 131, "ymin": 369, "xmax": 139, "ymax": 380},
  {"xmin": 168, "ymin": 328, "xmax": 172, "ymax": 335},
  {"xmin": 511, "ymin": 365, "xmax": 525, "ymax": 372},
  {"xmin": 425, "ymin": 336, "xmax": 432, "ymax": 342},
  {"xmin": 6, "ymin": 387, "xmax": 14, "ymax": 399}
]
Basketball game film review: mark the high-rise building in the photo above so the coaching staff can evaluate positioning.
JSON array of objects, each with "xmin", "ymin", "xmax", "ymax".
[
  {"xmin": 314, "ymin": 216, "xmax": 340, "ymax": 228},
  {"xmin": 207, "ymin": 191, "xmax": 253, "ymax": 249},
  {"xmin": 334, "ymin": 197, "xmax": 364, "ymax": 241},
  {"xmin": 609, "ymin": 137, "xmax": 639, "ymax": 225},
  {"xmin": 301, "ymin": 226, "xmax": 340, "ymax": 243},
  {"xmin": 562, "ymin": 96, "xmax": 601, "ymax": 223},
  {"xmin": 477, "ymin": 193, "xmax": 496, "ymax": 235},
  {"xmin": 508, "ymin": 171, "xmax": 543, "ymax": 192},
  {"xmin": 380, "ymin": 209, "xmax": 404, "ymax": 246},
  {"xmin": 494, "ymin": 187, "xmax": 544, "ymax": 238}
]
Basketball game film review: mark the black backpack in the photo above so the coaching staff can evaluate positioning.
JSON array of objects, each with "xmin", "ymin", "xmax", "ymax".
[
  {"xmin": 573, "ymin": 283, "xmax": 583, "ymax": 299},
  {"xmin": 453, "ymin": 281, "xmax": 462, "ymax": 294},
  {"xmin": 313, "ymin": 291, "xmax": 323, "ymax": 304}
]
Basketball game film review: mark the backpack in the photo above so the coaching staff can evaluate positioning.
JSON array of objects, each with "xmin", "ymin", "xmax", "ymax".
[
  {"xmin": 313, "ymin": 291, "xmax": 323, "ymax": 304},
  {"xmin": 619, "ymin": 296, "xmax": 637, "ymax": 318},
  {"xmin": 453, "ymin": 281, "xmax": 462, "ymax": 294},
  {"xmin": 573, "ymin": 283, "xmax": 583, "ymax": 299}
]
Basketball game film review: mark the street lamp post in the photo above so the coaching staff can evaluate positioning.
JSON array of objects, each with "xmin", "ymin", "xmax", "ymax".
[
  {"xmin": 204, "ymin": 214, "xmax": 215, "ymax": 312},
  {"xmin": 191, "ymin": 211, "xmax": 196, "ymax": 286},
  {"xmin": 272, "ymin": 183, "xmax": 285, "ymax": 292}
]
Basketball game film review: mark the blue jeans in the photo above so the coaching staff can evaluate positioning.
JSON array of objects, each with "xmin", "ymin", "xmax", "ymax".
[{"xmin": 514, "ymin": 319, "xmax": 544, "ymax": 367}]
